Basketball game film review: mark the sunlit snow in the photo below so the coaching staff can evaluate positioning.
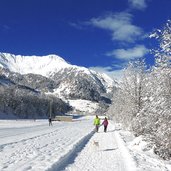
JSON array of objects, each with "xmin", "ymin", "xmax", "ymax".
[{"xmin": 0, "ymin": 116, "xmax": 170, "ymax": 171}]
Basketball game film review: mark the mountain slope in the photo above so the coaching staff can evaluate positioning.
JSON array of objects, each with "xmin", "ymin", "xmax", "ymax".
[{"xmin": 0, "ymin": 53, "xmax": 116, "ymax": 116}]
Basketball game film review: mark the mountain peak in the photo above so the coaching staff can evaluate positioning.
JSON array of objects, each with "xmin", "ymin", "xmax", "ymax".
[{"xmin": 0, "ymin": 53, "xmax": 70, "ymax": 76}]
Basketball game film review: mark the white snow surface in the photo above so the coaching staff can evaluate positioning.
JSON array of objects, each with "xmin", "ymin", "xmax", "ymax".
[
  {"xmin": 68, "ymin": 100, "xmax": 99, "ymax": 114},
  {"xmin": 0, "ymin": 116, "xmax": 170, "ymax": 171}
]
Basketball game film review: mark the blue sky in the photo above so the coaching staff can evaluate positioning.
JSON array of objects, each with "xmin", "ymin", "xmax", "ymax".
[{"xmin": 0, "ymin": 0, "xmax": 170, "ymax": 79}]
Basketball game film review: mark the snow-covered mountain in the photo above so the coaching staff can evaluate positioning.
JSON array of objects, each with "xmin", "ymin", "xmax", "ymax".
[
  {"xmin": 0, "ymin": 53, "xmax": 70, "ymax": 76},
  {"xmin": 0, "ymin": 53, "xmax": 116, "ymax": 116},
  {"xmin": 0, "ymin": 53, "xmax": 114, "ymax": 91}
]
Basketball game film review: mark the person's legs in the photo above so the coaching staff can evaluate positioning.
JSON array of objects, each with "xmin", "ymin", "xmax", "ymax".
[
  {"xmin": 104, "ymin": 126, "xmax": 107, "ymax": 132},
  {"xmin": 96, "ymin": 125, "xmax": 99, "ymax": 132}
]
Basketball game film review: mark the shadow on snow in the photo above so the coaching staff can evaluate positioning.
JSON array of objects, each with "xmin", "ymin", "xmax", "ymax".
[{"xmin": 47, "ymin": 130, "xmax": 94, "ymax": 171}]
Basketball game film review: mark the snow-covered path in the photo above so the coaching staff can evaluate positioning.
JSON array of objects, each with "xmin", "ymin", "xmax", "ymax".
[
  {"xmin": 64, "ymin": 129, "xmax": 125, "ymax": 171},
  {"xmin": 62, "ymin": 123, "xmax": 136, "ymax": 171},
  {"xmin": 0, "ymin": 116, "xmax": 170, "ymax": 171}
]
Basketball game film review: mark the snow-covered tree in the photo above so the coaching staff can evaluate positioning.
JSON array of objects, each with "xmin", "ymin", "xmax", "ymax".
[
  {"xmin": 108, "ymin": 20, "xmax": 171, "ymax": 160},
  {"xmin": 148, "ymin": 20, "xmax": 171, "ymax": 159},
  {"xmin": 108, "ymin": 59, "xmax": 147, "ymax": 130},
  {"xmin": 150, "ymin": 20, "xmax": 171, "ymax": 67}
]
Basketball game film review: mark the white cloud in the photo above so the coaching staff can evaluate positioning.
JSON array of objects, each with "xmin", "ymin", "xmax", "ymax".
[
  {"xmin": 88, "ymin": 12, "xmax": 143, "ymax": 42},
  {"xmin": 106, "ymin": 45, "xmax": 149, "ymax": 60},
  {"xmin": 69, "ymin": 22, "xmax": 84, "ymax": 30},
  {"xmin": 128, "ymin": 0, "xmax": 147, "ymax": 10},
  {"xmin": 89, "ymin": 66, "xmax": 124, "ymax": 80}
]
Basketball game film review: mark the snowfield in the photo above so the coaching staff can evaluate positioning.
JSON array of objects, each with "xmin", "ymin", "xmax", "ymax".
[{"xmin": 0, "ymin": 116, "xmax": 170, "ymax": 171}]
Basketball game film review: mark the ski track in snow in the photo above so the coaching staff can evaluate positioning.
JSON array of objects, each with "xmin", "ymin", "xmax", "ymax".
[
  {"xmin": 0, "ymin": 117, "xmax": 170, "ymax": 171},
  {"xmin": 0, "ymin": 118, "xmax": 94, "ymax": 171}
]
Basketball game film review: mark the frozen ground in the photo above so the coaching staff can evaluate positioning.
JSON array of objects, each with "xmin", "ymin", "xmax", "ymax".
[{"xmin": 0, "ymin": 116, "xmax": 170, "ymax": 171}]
